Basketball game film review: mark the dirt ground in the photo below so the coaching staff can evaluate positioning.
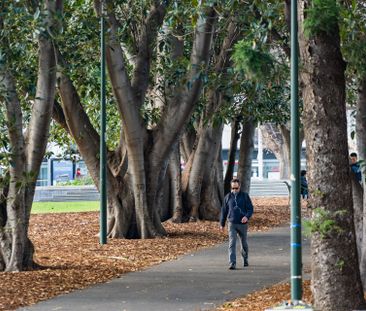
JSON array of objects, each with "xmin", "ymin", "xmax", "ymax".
[{"xmin": 0, "ymin": 197, "xmax": 311, "ymax": 311}]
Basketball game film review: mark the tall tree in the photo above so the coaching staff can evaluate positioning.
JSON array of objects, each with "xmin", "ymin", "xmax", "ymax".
[
  {"xmin": 181, "ymin": 16, "xmax": 240, "ymax": 222},
  {"xmin": 224, "ymin": 118, "xmax": 240, "ymax": 194},
  {"xmin": 260, "ymin": 123, "xmax": 291, "ymax": 179},
  {"xmin": 299, "ymin": 0, "xmax": 366, "ymax": 309},
  {"xmin": 0, "ymin": 0, "xmax": 62, "ymax": 271},
  {"xmin": 340, "ymin": 0, "xmax": 366, "ymax": 285},
  {"xmin": 236, "ymin": 117, "xmax": 255, "ymax": 192},
  {"xmin": 55, "ymin": 1, "xmax": 218, "ymax": 238}
]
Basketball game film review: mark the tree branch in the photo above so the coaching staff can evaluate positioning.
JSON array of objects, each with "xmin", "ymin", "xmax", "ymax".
[
  {"xmin": 205, "ymin": 19, "xmax": 240, "ymax": 119},
  {"xmin": 55, "ymin": 49, "xmax": 102, "ymax": 180},
  {"xmin": 153, "ymin": 5, "xmax": 218, "ymax": 164},
  {"xmin": 260, "ymin": 123, "xmax": 284, "ymax": 157},
  {"xmin": 105, "ymin": 9, "xmax": 143, "ymax": 129},
  {"xmin": 0, "ymin": 69, "xmax": 26, "ymax": 196},
  {"xmin": 52, "ymin": 100, "xmax": 69, "ymax": 134},
  {"xmin": 25, "ymin": 0, "xmax": 62, "ymax": 176},
  {"xmin": 131, "ymin": 2, "xmax": 168, "ymax": 103},
  {"xmin": 53, "ymin": 91, "xmax": 127, "ymax": 179},
  {"xmin": 253, "ymin": 4, "xmax": 290, "ymax": 58}
]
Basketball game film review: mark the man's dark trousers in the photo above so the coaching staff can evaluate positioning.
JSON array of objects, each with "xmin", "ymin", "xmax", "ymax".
[{"xmin": 228, "ymin": 222, "xmax": 248, "ymax": 267}]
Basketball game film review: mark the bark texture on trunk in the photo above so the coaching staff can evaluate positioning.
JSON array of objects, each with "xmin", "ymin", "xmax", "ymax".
[
  {"xmin": 357, "ymin": 76, "xmax": 366, "ymax": 286},
  {"xmin": 299, "ymin": 1, "xmax": 366, "ymax": 309},
  {"xmin": 278, "ymin": 125, "xmax": 291, "ymax": 179},
  {"xmin": 352, "ymin": 174, "xmax": 364, "ymax": 264},
  {"xmin": 181, "ymin": 130, "xmax": 196, "ymax": 163},
  {"xmin": 0, "ymin": 71, "xmax": 27, "ymax": 272},
  {"xmin": 168, "ymin": 145, "xmax": 184, "ymax": 223},
  {"xmin": 0, "ymin": 0, "xmax": 61, "ymax": 271},
  {"xmin": 224, "ymin": 119, "xmax": 240, "ymax": 195},
  {"xmin": 182, "ymin": 122, "xmax": 223, "ymax": 221},
  {"xmin": 200, "ymin": 156, "xmax": 224, "ymax": 220},
  {"xmin": 260, "ymin": 123, "xmax": 290, "ymax": 179},
  {"xmin": 357, "ymin": 77, "xmax": 366, "ymax": 166},
  {"xmin": 237, "ymin": 118, "xmax": 255, "ymax": 193}
]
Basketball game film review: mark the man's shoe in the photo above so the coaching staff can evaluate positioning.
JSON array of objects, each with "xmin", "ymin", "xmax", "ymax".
[
  {"xmin": 229, "ymin": 264, "xmax": 236, "ymax": 270},
  {"xmin": 244, "ymin": 261, "xmax": 249, "ymax": 267}
]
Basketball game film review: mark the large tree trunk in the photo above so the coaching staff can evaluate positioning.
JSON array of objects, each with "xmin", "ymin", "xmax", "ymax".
[
  {"xmin": 145, "ymin": 5, "xmax": 217, "ymax": 227},
  {"xmin": 237, "ymin": 118, "xmax": 256, "ymax": 193},
  {"xmin": 357, "ymin": 76, "xmax": 366, "ymax": 286},
  {"xmin": 0, "ymin": 0, "xmax": 60, "ymax": 271},
  {"xmin": 352, "ymin": 174, "xmax": 364, "ymax": 264},
  {"xmin": 56, "ymin": 3, "xmax": 217, "ymax": 238},
  {"xmin": 299, "ymin": 1, "xmax": 366, "ymax": 309},
  {"xmin": 181, "ymin": 19, "xmax": 239, "ymax": 221},
  {"xmin": 182, "ymin": 122, "xmax": 223, "ymax": 221},
  {"xmin": 141, "ymin": 6, "xmax": 218, "ymax": 235},
  {"xmin": 181, "ymin": 128, "xmax": 196, "ymax": 164},
  {"xmin": 278, "ymin": 125, "xmax": 291, "ymax": 179},
  {"xmin": 200, "ymin": 154, "xmax": 224, "ymax": 220},
  {"xmin": 224, "ymin": 119, "xmax": 240, "ymax": 194},
  {"xmin": 168, "ymin": 145, "xmax": 184, "ymax": 223},
  {"xmin": 260, "ymin": 123, "xmax": 290, "ymax": 179},
  {"xmin": 0, "ymin": 71, "xmax": 27, "ymax": 272},
  {"xmin": 56, "ymin": 63, "xmax": 142, "ymax": 239}
]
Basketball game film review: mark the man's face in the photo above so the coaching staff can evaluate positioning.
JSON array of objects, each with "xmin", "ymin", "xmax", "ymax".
[
  {"xmin": 351, "ymin": 156, "xmax": 357, "ymax": 164},
  {"xmin": 231, "ymin": 182, "xmax": 240, "ymax": 193}
]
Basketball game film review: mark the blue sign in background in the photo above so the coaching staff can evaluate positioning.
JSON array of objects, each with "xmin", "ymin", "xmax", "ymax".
[{"xmin": 52, "ymin": 160, "xmax": 73, "ymax": 183}]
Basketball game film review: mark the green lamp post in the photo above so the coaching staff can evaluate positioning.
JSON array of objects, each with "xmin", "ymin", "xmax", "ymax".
[
  {"xmin": 99, "ymin": 1, "xmax": 107, "ymax": 245},
  {"xmin": 266, "ymin": 0, "xmax": 312, "ymax": 309},
  {"xmin": 290, "ymin": 0, "xmax": 301, "ymax": 302}
]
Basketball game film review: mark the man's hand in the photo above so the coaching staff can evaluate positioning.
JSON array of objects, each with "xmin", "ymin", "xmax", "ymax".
[{"xmin": 241, "ymin": 216, "xmax": 248, "ymax": 224}]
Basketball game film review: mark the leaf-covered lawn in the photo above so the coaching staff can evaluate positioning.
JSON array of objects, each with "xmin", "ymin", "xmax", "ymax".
[{"xmin": 0, "ymin": 197, "xmax": 304, "ymax": 310}]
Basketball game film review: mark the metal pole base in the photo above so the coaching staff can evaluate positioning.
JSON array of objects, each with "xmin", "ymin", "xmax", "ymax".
[{"xmin": 265, "ymin": 301, "xmax": 313, "ymax": 310}]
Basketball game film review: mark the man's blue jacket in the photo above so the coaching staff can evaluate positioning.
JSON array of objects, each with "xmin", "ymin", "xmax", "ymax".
[{"xmin": 220, "ymin": 191, "xmax": 254, "ymax": 227}]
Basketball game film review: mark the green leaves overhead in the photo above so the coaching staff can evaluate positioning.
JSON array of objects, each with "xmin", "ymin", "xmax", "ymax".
[
  {"xmin": 232, "ymin": 40, "xmax": 274, "ymax": 82},
  {"xmin": 0, "ymin": 0, "xmax": 295, "ymax": 159},
  {"xmin": 303, "ymin": 0, "xmax": 340, "ymax": 38},
  {"xmin": 339, "ymin": 1, "xmax": 366, "ymax": 77}
]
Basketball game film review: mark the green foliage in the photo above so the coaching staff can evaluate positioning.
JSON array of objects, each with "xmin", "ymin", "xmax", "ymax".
[
  {"xmin": 1, "ymin": 0, "xmax": 292, "ymax": 165},
  {"xmin": 141, "ymin": 106, "xmax": 162, "ymax": 125},
  {"xmin": 211, "ymin": 1, "xmax": 290, "ymax": 126},
  {"xmin": 232, "ymin": 40, "xmax": 274, "ymax": 82},
  {"xmin": 303, "ymin": 208, "xmax": 346, "ymax": 239},
  {"xmin": 312, "ymin": 188, "xmax": 325, "ymax": 198},
  {"xmin": 303, "ymin": 0, "xmax": 339, "ymax": 38},
  {"xmin": 57, "ymin": 176, "xmax": 94, "ymax": 186},
  {"xmin": 335, "ymin": 258, "xmax": 345, "ymax": 271},
  {"xmin": 339, "ymin": 1, "xmax": 366, "ymax": 78},
  {"xmin": 52, "ymin": 0, "xmax": 122, "ymax": 150}
]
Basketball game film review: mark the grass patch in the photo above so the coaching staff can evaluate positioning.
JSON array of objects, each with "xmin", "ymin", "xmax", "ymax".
[{"xmin": 31, "ymin": 201, "xmax": 100, "ymax": 214}]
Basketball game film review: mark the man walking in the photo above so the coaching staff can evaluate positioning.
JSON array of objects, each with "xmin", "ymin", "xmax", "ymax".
[{"xmin": 220, "ymin": 178, "xmax": 254, "ymax": 270}]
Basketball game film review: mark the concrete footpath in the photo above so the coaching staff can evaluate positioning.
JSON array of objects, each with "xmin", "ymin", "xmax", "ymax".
[{"xmin": 19, "ymin": 226, "xmax": 310, "ymax": 311}]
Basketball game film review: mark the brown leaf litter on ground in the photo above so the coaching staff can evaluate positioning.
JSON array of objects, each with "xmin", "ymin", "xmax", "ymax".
[
  {"xmin": 216, "ymin": 280, "xmax": 312, "ymax": 311},
  {"xmin": 0, "ymin": 197, "xmax": 310, "ymax": 311}
]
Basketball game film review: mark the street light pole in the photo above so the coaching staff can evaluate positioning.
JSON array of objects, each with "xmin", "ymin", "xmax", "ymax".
[
  {"xmin": 266, "ymin": 2, "xmax": 312, "ymax": 309},
  {"xmin": 99, "ymin": 1, "xmax": 107, "ymax": 245},
  {"xmin": 290, "ymin": 0, "xmax": 301, "ymax": 302}
]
